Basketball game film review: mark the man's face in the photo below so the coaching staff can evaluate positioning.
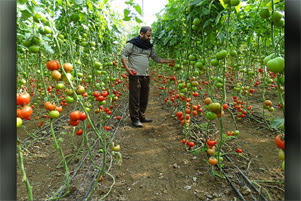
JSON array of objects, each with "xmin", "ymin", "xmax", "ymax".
[{"xmin": 141, "ymin": 30, "xmax": 152, "ymax": 42}]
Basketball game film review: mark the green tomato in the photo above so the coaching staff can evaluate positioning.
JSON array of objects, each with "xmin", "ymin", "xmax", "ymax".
[
  {"xmin": 271, "ymin": 11, "xmax": 283, "ymax": 22},
  {"xmin": 71, "ymin": 14, "xmax": 80, "ymax": 22},
  {"xmin": 267, "ymin": 57, "xmax": 284, "ymax": 73},
  {"xmin": 58, "ymin": 34, "xmax": 65, "ymax": 40},
  {"xmin": 274, "ymin": 19, "xmax": 284, "ymax": 27},
  {"xmin": 210, "ymin": 58, "xmax": 219, "ymax": 66},
  {"xmin": 94, "ymin": 61, "xmax": 102, "ymax": 68},
  {"xmin": 278, "ymin": 149, "xmax": 285, "ymax": 161},
  {"xmin": 28, "ymin": 45, "xmax": 40, "ymax": 53},
  {"xmin": 195, "ymin": 62, "xmax": 203, "ymax": 69},
  {"xmin": 190, "ymin": 60, "xmax": 196, "ymax": 66},
  {"xmin": 81, "ymin": 40, "xmax": 88, "ymax": 47},
  {"xmin": 223, "ymin": 0, "xmax": 230, "ymax": 4},
  {"xmin": 99, "ymin": 100, "xmax": 106, "ymax": 105},
  {"xmin": 17, "ymin": 117, "xmax": 22, "ymax": 128},
  {"xmin": 234, "ymin": 130, "xmax": 239, "ymax": 135},
  {"xmin": 192, "ymin": 25, "xmax": 197, "ymax": 30},
  {"xmin": 44, "ymin": 26, "xmax": 52, "ymax": 34},
  {"xmin": 230, "ymin": 0, "xmax": 240, "ymax": 6},
  {"xmin": 22, "ymin": 40, "xmax": 32, "ymax": 47},
  {"xmin": 189, "ymin": 54, "xmax": 196, "ymax": 61},
  {"xmin": 192, "ymin": 18, "xmax": 201, "ymax": 26},
  {"xmin": 56, "ymin": 83, "xmax": 65, "ymax": 89},
  {"xmin": 230, "ymin": 50, "xmax": 237, "ymax": 57},
  {"xmin": 259, "ymin": 7, "xmax": 270, "ymax": 19},
  {"xmin": 263, "ymin": 53, "xmax": 275, "ymax": 65},
  {"xmin": 206, "ymin": 111, "xmax": 217, "ymax": 121},
  {"xmin": 49, "ymin": 110, "xmax": 60, "ymax": 118},
  {"xmin": 111, "ymin": 144, "xmax": 121, "ymax": 152},
  {"xmin": 216, "ymin": 50, "xmax": 227, "ymax": 60},
  {"xmin": 19, "ymin": 79, "xmax": 27, "ymax": 84},
  {"xmin": 66, "ymin": 96, "xmax": 75, "ymax": 103}
]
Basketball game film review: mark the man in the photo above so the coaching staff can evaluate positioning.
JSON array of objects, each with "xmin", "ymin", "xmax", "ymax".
[{"xmin": 121, "ymin": 26, "xmax": 176, "ymax": 127}]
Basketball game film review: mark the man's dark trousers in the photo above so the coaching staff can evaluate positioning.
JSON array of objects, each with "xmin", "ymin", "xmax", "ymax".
[{"xmin": 129, "ymin": 75, "xmax": 150, "ymax": 122}]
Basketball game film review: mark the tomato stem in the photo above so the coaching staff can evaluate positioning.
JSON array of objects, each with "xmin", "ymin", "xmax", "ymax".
[{"xmin": 17, "ymin": 143, "xmax": 33, "ymax": 201}]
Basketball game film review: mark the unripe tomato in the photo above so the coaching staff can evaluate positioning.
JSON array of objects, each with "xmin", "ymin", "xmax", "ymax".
[
  {"xmin": 278, "ymin": 149, "xmax": 285, "ymax": 161},
  {"xmin": 63, "ymin": 63, "xmax": 73, "ymax": 73},
  {"xmin": 49, "ymin": 110, "xmax": 60, "ymax": 118},
  {"xmin": 207, "ymin": 148, "xmax": 215, "ymax": 155},
  {"xmin": 111, "ymin": 144, "xmax": 121, "ymax": 152},
  {"xmin": 206, "ymin": 111, "xmax": 217, "ymax": 121},
  {"xmin": 17, "ymin": 117, "xmax": 22, "ymax": 128},
  {"xmin": 51, "ymin": 70, "xmax": 62, "ymax": 81}
]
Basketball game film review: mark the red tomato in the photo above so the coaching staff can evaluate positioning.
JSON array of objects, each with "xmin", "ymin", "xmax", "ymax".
[
  {"xmin": 76, "ymin": 129, "xmax": 83, "ymax": 136},
  {"xmin": 70, "ymin": 111, "xmax": 81, "ymax": 121},
  {"xmin": 116, "ymin": 116, "xmax": 122, "ymax": 120},
  {"xmin": 236, "ymin": 148, "xmax": 243, "ymax": 153},
  {"xmin": 93, "ymin": 91, "xmax": 100, "ymax": 97},
  {"xmin": 69, "ymin": 119, "xmax": 80, "ymax": 126},
  {"xmin": 206, "ymin": 139, "xmax": 217, "ymax": 147},
  {"xmin": 20, "ymin": 106, "xmax": 33, "ymax": 120},
  {"xmin": 187, "ymin": 141, "xmax": 194, "ymax": 147},
  {"xmin": 44, "ymin": 101, "xmax": 56, "ymax": 111},
  {"xmin": 17, "ymin": 93, "xmax": 31, "ymax": 107},
  {"xmin": 79, "ymin": 112, "xmax": 87, "ymax": 121},
  {"xmin": 176, "ymin": 111, "xmax": 183, "ymax": 117},
  {"xmin": 47, "ymin": 60, "xmax": 60, "ymax": 71},
  {"xmin": 209, "ymin": 157, "xmax": 217, "ymax": 166},
  {"xmin": 222, "ymin": 104, "xmax": 228, "ymax": 110},
  {"xmin": 275, "ymin": 134, "xmax": 285, "ymax": 150}
]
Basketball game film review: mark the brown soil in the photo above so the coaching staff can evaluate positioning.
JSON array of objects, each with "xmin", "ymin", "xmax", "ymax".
[{"xmin": 17, "ymin": 81, "xmax": 285, "ymax": 201}]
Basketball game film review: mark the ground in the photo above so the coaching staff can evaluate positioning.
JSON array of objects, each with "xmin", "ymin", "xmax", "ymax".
[{"xmin": 17, "ymin": 81, "xmax": 284, "ymax": 201}]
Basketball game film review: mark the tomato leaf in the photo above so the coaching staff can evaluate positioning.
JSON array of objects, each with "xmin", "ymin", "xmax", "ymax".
[
  {"xmin": 135, "ymin": 17, "xmax": 142, "ymax": 23},
  {"xmin": 41, "ymin": 41, "xmax": 54, "ymax": 54},
  {"xmin": 123, "ymin": 16, "xmax": 131, "ymax": 21},
  {"xmin": 271, "ymin": 117, "xmax": 284, "ymax": 129},
  {"xmin": 133, "ymin": 5, "xmax": 142, "ymax": 15},
  {"xmin": 123, "ymin": 8, "xmax": 130, "ymax": 17},
  {"xmin": 125, "ymin": 0, "xmax": 134, "ymax": 6},
  {"xmin": 193, "ymin": 150, "xmax": 201, "ymax": 156}
]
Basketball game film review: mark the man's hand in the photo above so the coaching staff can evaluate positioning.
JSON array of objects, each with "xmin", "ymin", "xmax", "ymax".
[{"xmin": 121, "ymin": 58, "xmax": 135, "ymax": 75}]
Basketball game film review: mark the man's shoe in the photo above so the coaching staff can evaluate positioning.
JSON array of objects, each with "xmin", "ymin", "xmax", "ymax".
[
  {"xmin": 140, "ymin": 118, "xmax": 153, "ymax": 123},
  {"xmin": 132, "ymin": 120, "xmax": 143, "ymax": 127}
]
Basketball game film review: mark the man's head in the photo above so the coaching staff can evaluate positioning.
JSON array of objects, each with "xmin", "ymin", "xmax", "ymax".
[{"xmin": 140, "ymin": 26, "xmax": 152, "ymax": 42}]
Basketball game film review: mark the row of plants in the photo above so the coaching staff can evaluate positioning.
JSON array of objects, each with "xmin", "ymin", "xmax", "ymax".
[
  {"xmin": 17, "ymin": 0, "xmax": 143, "ymax": 200},
  {"xmin": 150, "ymin": 0, "xmax": 285, "ymax": 176}
]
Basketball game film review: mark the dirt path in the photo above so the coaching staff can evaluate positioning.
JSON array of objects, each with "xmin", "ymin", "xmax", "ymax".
[{"xmin": 100, "ymin": 86, "xmax": 237, "ymax": 200}]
